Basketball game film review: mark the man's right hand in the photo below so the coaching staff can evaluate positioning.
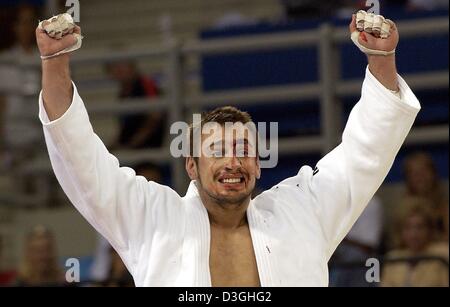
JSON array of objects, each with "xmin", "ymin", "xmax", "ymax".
[{"xmin": 35, "ymin": 23, "xmax": 81, "ymax": 59}]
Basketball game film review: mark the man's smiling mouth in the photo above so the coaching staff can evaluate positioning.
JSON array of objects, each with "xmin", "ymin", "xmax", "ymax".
[{"xmin": 218, "ymin": 174, "xmax": 245, "ymax": 184}]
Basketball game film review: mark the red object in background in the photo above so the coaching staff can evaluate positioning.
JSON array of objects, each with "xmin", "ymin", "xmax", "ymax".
[
  {"xmin": 0, "ymin": 270, "xmax": 16, "ymax": 286},
  {"xmin": 141, "ymin": 76, "xmax": 159, "ymax": 97}
]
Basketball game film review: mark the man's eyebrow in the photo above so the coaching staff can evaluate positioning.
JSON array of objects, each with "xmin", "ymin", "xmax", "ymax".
[
  {"xmin": 209, "ymin": 140, "xmax": 224, "ymax": 148},
  {"xmin": 235, "ymin": 138, "xmax": 248, "ymax": 144},
  {"xmin": 235, "ymin": 138, "xmax": 254, "ymax": 147},
  {"xmin": 208, "ymin": 138, "xmax": 254, "ymax": 149}
]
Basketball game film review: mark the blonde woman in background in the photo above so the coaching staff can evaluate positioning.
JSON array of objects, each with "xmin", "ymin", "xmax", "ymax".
[
  {"xmin": 403, "ymin": 152, "xmax": 449, "ymax": 241},
  {"xmin": 382, "ymin": 198, "xmax": 449, "ymax": 287},
  {"xmin": 15, "ymin": 225, "xmax": 64, "ymax": 287}
]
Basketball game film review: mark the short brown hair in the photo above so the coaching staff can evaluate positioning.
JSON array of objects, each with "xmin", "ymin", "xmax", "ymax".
[{"xmin": 188, "ymin": 106, "xmax": 254, "ymax": 158}]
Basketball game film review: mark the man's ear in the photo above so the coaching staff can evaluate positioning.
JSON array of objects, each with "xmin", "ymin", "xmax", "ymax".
[
  {"xmin": 185, "ymin": 157, "xmax": 198, "ymax": 180},
  {"xmin": 255, "ymin": 157, "xmax": 261, "ymax": 179}
]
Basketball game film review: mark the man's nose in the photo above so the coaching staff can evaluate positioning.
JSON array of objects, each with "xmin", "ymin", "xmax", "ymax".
[{"xmin": 224, "ymin": 155, "xmax": 242, "ymax": 170}]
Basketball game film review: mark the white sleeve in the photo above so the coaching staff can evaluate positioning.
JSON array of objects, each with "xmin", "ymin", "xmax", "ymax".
[
  {"xmin": 279, "ymin": 66, "xmax": 420, "ymax": 260},
  {"xmin": 39, "ymin": 83, "xmax": 182, "ymax": 275}
]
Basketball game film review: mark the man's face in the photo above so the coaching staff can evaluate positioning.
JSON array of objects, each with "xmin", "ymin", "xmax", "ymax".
[{"xmin": 186, "ymin": 123, "xmax": 260, "ymax": 206}]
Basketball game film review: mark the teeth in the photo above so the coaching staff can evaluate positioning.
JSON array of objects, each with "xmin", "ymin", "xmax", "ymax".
[{"xmin": 222, "ymin": 178, "xmax": 241, "ymax": 184}]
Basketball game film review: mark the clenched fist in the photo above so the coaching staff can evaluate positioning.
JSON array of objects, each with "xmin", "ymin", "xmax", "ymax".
[
  {"xmin": 35, "ymin": 13, "xmax": 83, "ymax": 60},
  {"xmin": 349, "ymin": 12, "xmax": 399, "ymax": 56}
]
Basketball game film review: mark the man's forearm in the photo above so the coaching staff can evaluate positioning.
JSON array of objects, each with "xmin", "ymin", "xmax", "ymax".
[
  {"xmin": 42, "ymin": 54, "xmax": 73, "ymax": 121},
  {"xmin": 367, "ymin": 54, "xmax": 399, "ymax": 92}
]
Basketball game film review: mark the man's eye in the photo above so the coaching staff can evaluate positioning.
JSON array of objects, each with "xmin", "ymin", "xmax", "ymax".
[
  {"xmin": 236, "ymin": 149, "xmax": 248, "ymax": 157},
  {"xmin": 212, "ymin": 150, "xmax": 223, "ymax": 157}
]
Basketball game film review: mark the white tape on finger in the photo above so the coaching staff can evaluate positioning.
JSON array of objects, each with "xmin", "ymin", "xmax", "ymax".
[
  {"xmin": 38, "ymin": 13, "xmax": 83, "ymax": 59},
  {"xmin": 40, "ymin": 33, "xmax": 83, "ymax": 60},
  {"xmin": 352, "ymin": 10, "xmax": 396, "ymax": 56}
]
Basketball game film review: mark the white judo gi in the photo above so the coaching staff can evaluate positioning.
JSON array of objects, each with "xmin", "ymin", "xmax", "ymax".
[{"xmin": 39, "ymin": 66, "xmax": 420, "ymax": 286}]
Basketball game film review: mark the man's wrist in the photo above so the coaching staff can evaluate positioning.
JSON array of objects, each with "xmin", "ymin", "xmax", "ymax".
[
  {"xmin": 368, "ymin": 54, "xmax": 399, "ymax": 92},
  {"xmin": 42, "ymin": 53, "xmax": 71, "ymax": 87},
  {"xmin": 41, "ymin": 53, "xmax": 70, "ymax": 67}
]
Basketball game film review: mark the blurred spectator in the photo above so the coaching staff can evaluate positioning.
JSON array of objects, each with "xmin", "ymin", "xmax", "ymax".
[
  {"xmin": 407, "ymin": 0, "xmax": 449, "ymax": 11},
  {"xmin": 0, "ymin": 4, "xmax": 41, "ymax": 167},
  {"xmin": 101, "ymin": 248, "xmax": 134, "ymax": 287},
  {"xmin": 330, "ymin": 196, "xmax": 383, "ymax": 287},
  {"xmin": 135, "ymin": 162, "xmax": 163, "ymax": 183},
  {"xmin": 89, "ymin": 232, "xmax": 112, "ymax": 284},
  {"xmin": 403, "ymin": 152, "xmax": 449, "ymax": 241},
  {"xmin": 15, "ymin": 225, "xmax": 64, "ymax": 287},
  {"xmin": 382, "ymin": 198, "xmax": 449, "ymax": 287},
  {"xmin": 89, "ymin": 235, "xmax": 136, "ymax": 287},
  {"xmin": 106, "ymin": 60, "xmax": 166, "ymax": 149}
]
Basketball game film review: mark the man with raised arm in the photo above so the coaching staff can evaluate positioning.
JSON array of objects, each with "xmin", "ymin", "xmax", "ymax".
[{"xmin": 36, "ymin": 12, "xmax": 420, "ymax": 286}]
